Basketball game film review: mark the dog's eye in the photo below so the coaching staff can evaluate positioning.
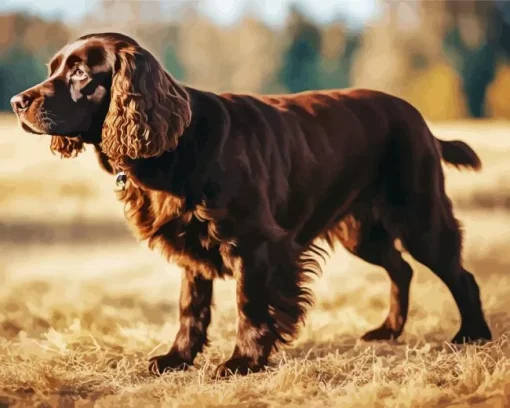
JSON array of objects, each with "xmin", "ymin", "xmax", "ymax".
[{"xmin": 72, "ymin": 68, "xmax": 88, "ymax": 80}]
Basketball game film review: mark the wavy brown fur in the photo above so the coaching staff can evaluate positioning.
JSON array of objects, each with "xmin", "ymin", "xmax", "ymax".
[
  {"xmin": 10, "ymin": 32, "xmax": 492, "ymax": 378},
  {"xmin": 101, "ymin": 44, "xmax": 191, "ymax": 161},
  {"xmin": 50, "ymin": 136, "xmax": 85, "ymax": 158}
]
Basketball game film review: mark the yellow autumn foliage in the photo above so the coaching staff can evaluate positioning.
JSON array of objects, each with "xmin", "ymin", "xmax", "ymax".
[
  {"xmin": 486, "ymin": 63, "xmax": 510, "ymax": 119},
  {"xmin": 404, "ymin": 62, "xmax": 468, "ymax": 121}
]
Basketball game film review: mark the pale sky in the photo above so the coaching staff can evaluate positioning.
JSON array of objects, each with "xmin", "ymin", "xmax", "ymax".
[{"xmin": 0, "ymin": 0, "xmax": 380, "ymax": 27}]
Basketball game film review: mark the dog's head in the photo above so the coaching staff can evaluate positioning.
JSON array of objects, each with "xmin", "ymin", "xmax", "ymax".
[{"xmin": 11, "ymin": 32, "xmax": 192, "ymax": 160}]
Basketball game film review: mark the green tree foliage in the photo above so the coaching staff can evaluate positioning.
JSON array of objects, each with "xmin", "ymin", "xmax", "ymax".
[
  {"xmin": 162, "ymin": 45, "xmax": 185, "ymax": 81},
  {"xmin": 278, "ymin": 9, "xmax": 322, "ymax": 93},
  {"xmin": 442, "ymin": 0, "xmax": 510, "ymax": 117},
  {"xmin": 320, "ymin": 31, "xmax": 361, "ymax": 90},
  {"xmin": 0, "ymin": 43, "xmax": 47, "ymax": 111},
  {"xmin": 2, "ymin": 2, "xmax": 510, "ymax": 120},
  {"xmin": 0, "ymin": 13, "xmax": 69, "ymax": 111},
  {"xmin": 444, "ymin": 26, "xmax": 497, "ymax": 118}
]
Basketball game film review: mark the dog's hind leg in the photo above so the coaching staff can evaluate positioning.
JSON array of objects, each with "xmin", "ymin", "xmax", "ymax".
[
  {"xmin": 337, "ymin": 217, "xmax": 414, "ymax": 341},
  {"xmin": 394, "ymin": 139, "xmax": 492, "ymax": 343},
  {"xmin": 401, "ymin": 196, "xmax": 492, "ymax": 343}
]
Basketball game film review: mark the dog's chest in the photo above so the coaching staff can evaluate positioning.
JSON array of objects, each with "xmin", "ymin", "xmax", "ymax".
[{"xmin": 118, "ymin": 184, "xmax": 232, "ymax": 278}]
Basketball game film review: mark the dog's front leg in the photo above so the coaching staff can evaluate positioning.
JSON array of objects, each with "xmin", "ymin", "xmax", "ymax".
[
  {"xmin": 149, "ymin": 271, "xmax": 213, "ymax": 374},
  {"xmin": 214, "ymin": 244, "xmax": 277, "ymax": 377}
]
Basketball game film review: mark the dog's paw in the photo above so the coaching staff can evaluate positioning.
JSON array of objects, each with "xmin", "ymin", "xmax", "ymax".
[
  {"xmin": 361, "ymin": 322, "xmax": 401, "ymax": 342},
  {"xmin": 148, "ymin": 352, "xmax": 191, "ymax": 375},
  {"xmin": 213, "ymin": 357, "xmax": 264, "ymax": 378},
  {"xmin": 451, "ymin": 326, "xmax": 492, "ymax": 345}
]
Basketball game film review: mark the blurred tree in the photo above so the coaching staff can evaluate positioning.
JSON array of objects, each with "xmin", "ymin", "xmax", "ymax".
[
  {"xmin": 230, "ymin": 16, "xmax": 281, "ymax": 94},
  {"xmin": 0, "ymin": 15, "xmax": 16, "ymax": 50},
  {"xmin": 0, "ymin": 44, "xmax": 47, "ymax": 111},
  {"xmin": 352, "ymin": 0, "xmax": 510, "ymax": 120},
  {"xmin": 278, "ymin": 7, "xmax": 322, "ymax": 93},
  {"xmin": 350, "ymin": 1, "xmax": 414, "ymax": 97},
  {"xmin": 133, "ymin": 23, "xmax": 185, "ymax": 80},
  {"xmin": 405, "ymin": 61, "xmax": 468, "ymax": 120},
  {"xmin": 0, "ymin": 13, "xmax": 69, "ymax": 111},
  {"xmin": 2, "ymin": 1, "xmax": 510, "ymax": 119},
  {"xmin": 319, "ymin": 22, "xmax": 361, "ymax": 89},
  {"xmin": 486, "ymin": 63, "xmax": 510, "ymax": 118},
  {"xmin": 441, "ymin": 0, "xmax": 510, "ymax": 117},
  {"xmin": 178, "ymin": 13, "xmax": 234, "ymax": 93},
  {"xmin": 162, "ymin": 45, "xmax": 185, "ymax": 81},
  {"xmin": 178, "ymin": 12, "xmax": 280, "ymax": 94}
]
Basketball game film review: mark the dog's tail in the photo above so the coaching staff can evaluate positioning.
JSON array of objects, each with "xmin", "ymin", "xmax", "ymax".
[{"xmin": 437, "ymin": 139, "xmax": 482, "ymax": 172}]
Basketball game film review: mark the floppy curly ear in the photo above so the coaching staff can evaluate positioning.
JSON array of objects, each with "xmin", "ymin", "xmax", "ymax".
[
  {"xmin": 101, "ymin": 44, "xmax": 192, "ymax": 160},
  {"xmin": 50, "ymin": 136, "xmax": 85, "ymax": 158}
]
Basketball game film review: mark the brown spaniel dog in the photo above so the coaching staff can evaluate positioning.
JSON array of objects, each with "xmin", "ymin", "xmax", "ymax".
[{"xmin": 11, "ymin": 32, "xmax": 492, "ymax": 377}]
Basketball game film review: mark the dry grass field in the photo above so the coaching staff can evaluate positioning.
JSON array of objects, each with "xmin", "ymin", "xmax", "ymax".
[{"xmin": 1, "ymin": 112, "xmax": 510, "ymax": 407}]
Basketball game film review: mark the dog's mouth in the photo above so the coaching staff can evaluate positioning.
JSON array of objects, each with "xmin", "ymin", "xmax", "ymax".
[
  {"xmin": 17, "ymin": 110, "xmax": 72, "ymax": 136},
  {"xmin": 16, "ymin": 108, "xmax": 87, "ymax": 139},
  {"xmin": 19, "ymin": 117, "xmax": 45, "ymax": 135}
]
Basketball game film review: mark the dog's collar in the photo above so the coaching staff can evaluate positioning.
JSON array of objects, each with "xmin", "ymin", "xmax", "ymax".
[{"xmin": 115, "ymin": 171, "xmax": 127, "ymax": 191}]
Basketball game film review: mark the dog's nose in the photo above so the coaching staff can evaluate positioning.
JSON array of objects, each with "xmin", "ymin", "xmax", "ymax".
[{"xmin": 10, "ymin": 93, "xmax": 32, "ymax": 113}]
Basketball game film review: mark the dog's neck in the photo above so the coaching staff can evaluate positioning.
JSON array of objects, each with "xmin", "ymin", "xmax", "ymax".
[{"xmin": 95, "ymin": 88, "xmax": 228, "ymax": 207}]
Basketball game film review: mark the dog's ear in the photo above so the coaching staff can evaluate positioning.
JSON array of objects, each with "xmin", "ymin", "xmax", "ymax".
[
  {"xmin": 50, "ymin": 136, "xmax": 85, "ymax": 158},
  {"xmin": 101, "ymin": 44, "xmax": 192, "ymax": 160}
]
